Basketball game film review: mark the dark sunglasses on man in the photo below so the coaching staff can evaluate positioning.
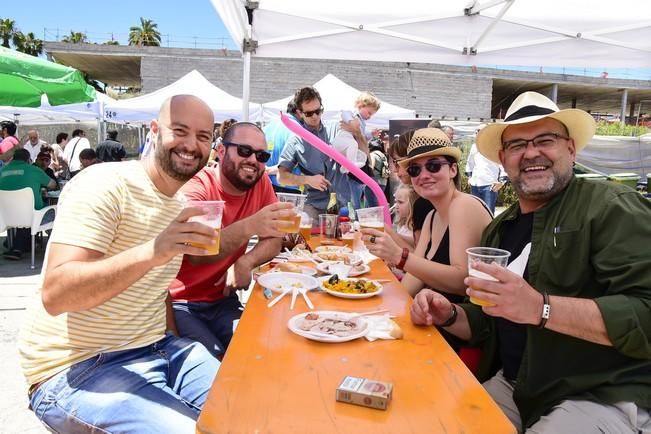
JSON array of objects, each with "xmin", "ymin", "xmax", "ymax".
[
  {"xmin": 406, "ymin": 159, "xmax": 451, "ymax": 178},
  {"xmin": 223, "ymin": 142, "xmax": 271, "ymax": 163},
  {"xmin": 301, "ymin": 106, "xmax": 324, "ymax": 117}
]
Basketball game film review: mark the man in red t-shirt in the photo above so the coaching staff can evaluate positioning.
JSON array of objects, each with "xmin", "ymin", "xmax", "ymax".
[{"xmin": 169, "ymin": 122, "xmax": 295, "ymax": 357}]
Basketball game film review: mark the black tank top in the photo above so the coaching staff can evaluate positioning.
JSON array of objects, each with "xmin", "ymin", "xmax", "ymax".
[{"xmin": 424, "ymin": 197, "xmax": 493, "ymax": 303}]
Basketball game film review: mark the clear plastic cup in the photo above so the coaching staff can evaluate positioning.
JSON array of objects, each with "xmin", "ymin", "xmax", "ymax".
[
  {"xmin": 276, "ymin": 193, "xmax": 307, "ymax": 233},
  {"xmin": 298, "ymin": 212, "xmax": 312, "ymax": 242},
  {"xmin": 356, "ymin": 206, "xmax": 385, "ymax": 233},
  {"xmin": 319, "ymin": 214, "xmax": 338, "ymax": 239},
  {"xmin": 466, "ymin": 247, "xmax": 511, "ymax": 307},
  {"xmin": 187, "ymin": 200, "xmax": 225, "ymax": 255}
]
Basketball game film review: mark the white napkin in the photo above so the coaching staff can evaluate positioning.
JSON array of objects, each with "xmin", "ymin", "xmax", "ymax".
[{"xmin": 363, "ymin": 314, "xmax": 400, "ymax": 342}]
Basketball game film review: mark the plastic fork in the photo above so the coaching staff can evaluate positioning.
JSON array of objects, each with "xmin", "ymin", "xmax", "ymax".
[
  {"xmin": 299, "ymin": 286, "xmax": 314, "ymax": 309},
  {"xmin": 290, "ymin": 286, "xmax": 299, "ymax": 310},
  {"xmin": 267, "ymin": 285, "xmax": 292, "ymax": 308}
]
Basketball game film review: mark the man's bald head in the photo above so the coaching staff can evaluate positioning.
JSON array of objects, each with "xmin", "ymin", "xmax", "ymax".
[{"xmin": 158, "ymin": 95, "xmax": 214, "ymax": 126}]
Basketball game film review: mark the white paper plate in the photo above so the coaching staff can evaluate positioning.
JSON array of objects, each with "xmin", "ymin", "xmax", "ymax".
[
  {"xmin": 315, "ymin": 262, "xmax": 370, "ymax": 277},
  {"xmin": 320, "ymin": 277, "xmax": 383, "ymax": 299},
  {"xmin": 288, "ymin": 311, "xmax": 368, "ymax": 343},
  {"xmin": 313, "ymin": 252, "xmax": 363, "ymax": 265},
  {"xmin": 314, "ymin": 245, "xmax": 352, "ymax": 253},
  {"xmin": 257, "ymin": 272, "xmax": 319, "ymax": 293}
]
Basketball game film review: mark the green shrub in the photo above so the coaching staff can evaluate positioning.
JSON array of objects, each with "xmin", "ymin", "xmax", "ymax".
[{"xmin": 595, "ymin": 121, "xmax": 649, "ymax": 137}]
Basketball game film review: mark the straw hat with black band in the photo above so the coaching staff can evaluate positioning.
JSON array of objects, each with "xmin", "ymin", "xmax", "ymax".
[
  {"xmin": 476, "ymin": 91, "xmax": 596, "ymax": 164},
  {"xmin": 398, "ymin": 128, "xmax": 462, "ymax": 167}
]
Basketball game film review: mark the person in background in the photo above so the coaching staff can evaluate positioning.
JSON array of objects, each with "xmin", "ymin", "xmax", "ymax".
[
  {"xmin": 365, "ymin": 132, "xmax": 390, "ymax": 207},
  {"xmin": 19, "ymin": 94, "xmax": 221, "ymax": 433},
  {"xmin": 361, "ymin": 128, "xmax": 492, "ymax": 304},
  {"xmin": 50, "ymin": 133, "xmax": 68, "ymax": 176},
  {"xmin": 411, "ymin": 92, "xmax": 651, "ymax": 433},
  {"xmin": 278, "ymin": 86, "xmax": 353, "ymax": 222},
  {"xmin": 441, "ymin": 125, "xmax": 454, "ymax": 142},
  {"xmin": 96, "ymin": 129, "xmax": 127, "ymax": 162},
  {"xmin": 23, "ymin": 130, "xmax": 47, "ymax": 162},
  {"xmin": 169, "ymin": 122, "xmax": 293, "ymax": 359},
  {"xmin": 209, "ymin": 118, "xmax": 237, "ymax": 164},
  {"xmin": 427, "ymin": 119, "xmax": 442, "ymax": 129},
  {"xmin": 0, "ymin": 148, "xmax": 56, "ymax": 260},
  {"xmin": 33, "ymin": 150, "xmax": 57, "ymax": 183},
  {"xmin": 465, "ymin": 124, "xmax": 505, "ymax": 214},
  {"xmin": 263, "ymin": 100, "xmax": 302, "ymax": 193},
  {"xmin": 393, "ymin": 183, "xmax": 417, "ymax": 238},
  {"xmin": 62, "ymin": 129, "xmax": 91, "ymax": 178},
  {"xmin": 0, "ymin": 121, "xmax": 20, "ymax": 166},
  {"xmin": 79, "ymin": 148, "xmax": 98, "ymax": 169}
]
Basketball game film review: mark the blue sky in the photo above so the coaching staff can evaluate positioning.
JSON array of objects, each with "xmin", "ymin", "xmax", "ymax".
[
  {"xmin": 5, "ymin": 2, "xmax": 649, "ymax": 80},
  {"xmin": 5, "ymin": 0, "xmax": 238, "ymax": 49}
]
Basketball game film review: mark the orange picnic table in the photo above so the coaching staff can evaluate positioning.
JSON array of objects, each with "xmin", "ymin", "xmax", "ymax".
[{"xmin": 196, "ymin": 236, "xmax": 515, "ymax": 434}]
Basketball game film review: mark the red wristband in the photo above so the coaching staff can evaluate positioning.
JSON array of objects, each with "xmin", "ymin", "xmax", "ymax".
[{"xmin": 396, "ymin": 248, "xmax": 409, "ymax": 270}]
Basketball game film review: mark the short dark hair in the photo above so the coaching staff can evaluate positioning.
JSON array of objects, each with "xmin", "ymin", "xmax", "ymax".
[
  {"xmin": 1, "ymin": 121, "xmax": 17, "ymax": 136},
  {"xmin": 72, "ymin": 129, "xmax": 85, "ymax": 138},
  {"xmin": 79, "ymin": 148, "xmax": 96, "ymax": 160},
  {"xmin": 388, "ymin": 129, "xmax": 415, "ymax": 159},
  {"xmin": 293, "ymin": 87, "xmax": 322, "ymax": 111},
  {"xmin": 12, "ymin": 148, "xmax": 30, "ymax": 162},
  {"xmin": 443, "ymin": 155, "xmax": 461, "ymax": 190},
  {"xmin": 55, "ymin": 132, "xmax": 68, "ymax": 144},
  {"xmin": 218, "ymin": 119, "xmax": 237, "ymax": 138},
  {"xmin": 222, "ymin": 122, "xmax": 264, "ymax": 144},
  {"xmin": 427, "ymin": 119, "xmax": 442, "ymax": 129},
  {"xmin": 107, "ymin": 130, "xmax": 118, "ymax": 141}
]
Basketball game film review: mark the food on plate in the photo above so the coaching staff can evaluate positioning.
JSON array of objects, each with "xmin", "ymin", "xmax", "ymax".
[
  {"xmin": 276, "ymin": 262, "xmax": 302, "ymax": 273},
  {"xmin": 315, "ymin": 252, "xmax": 362, "ymax": 265},
  {"xmin": 323, "ymin": 276, "xmax": 380, "ymax": 294},
  {"xmin": 387, "ymin": 319, "xmax": 403, "ymax": 339},
  {"xmin": 298, "ymin": 313, "xmax": 364, "ymax": 337}
]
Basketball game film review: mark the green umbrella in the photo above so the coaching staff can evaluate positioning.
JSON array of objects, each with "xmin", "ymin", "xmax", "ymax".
[{"xmin": 0, "ymin": 46, "xmax": 95, "ymax": 107}]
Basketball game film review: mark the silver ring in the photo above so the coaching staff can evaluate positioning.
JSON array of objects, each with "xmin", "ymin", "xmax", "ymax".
[{"xmin": 370, "ymin": 235, "xmax": 376, "ymax": 244}]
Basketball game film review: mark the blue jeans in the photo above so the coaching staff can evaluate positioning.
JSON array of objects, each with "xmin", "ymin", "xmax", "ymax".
[
  {"xmin": 173, "ymin": 294, "xmax": 243, "ymax": 358},
  {"xmin": 350, "ymin": 180, "xmax": 364, "ymax": 209},
  {"xmin": 29, "ymin": 334, "xmax": 220, "ymax": 433},
  {"xmin": 471, "ymin": 184, "xmax": 497, "ymax": 214}
]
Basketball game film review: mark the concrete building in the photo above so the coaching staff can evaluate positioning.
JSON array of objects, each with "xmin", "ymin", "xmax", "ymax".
[{"xmin": 45, "ymin": 42, "xmax": 651, "ymax": 122}]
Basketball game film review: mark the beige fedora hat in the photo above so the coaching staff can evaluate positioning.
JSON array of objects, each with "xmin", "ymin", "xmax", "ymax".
[
  {"xmin": 399, "ymin": 128, "xmax": 462, "ymax": 167},
  {"xmin": 476, "ymin": 91, "xmax": 596, "ymax": 164}
]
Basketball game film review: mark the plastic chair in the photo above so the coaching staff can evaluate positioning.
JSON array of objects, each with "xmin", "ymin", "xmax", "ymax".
[{"xmin": 0, "ymin": 187, "xmax": 57, "ymax": 269}]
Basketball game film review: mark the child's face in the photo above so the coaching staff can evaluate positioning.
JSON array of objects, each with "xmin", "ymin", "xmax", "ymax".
[
  {"xmin": 394, "ymin": 190, "xmax": 410, "ymax": 219},
  {"xmin": 357, "ymin": 105, "xmax": 378, "ymax": 121}
]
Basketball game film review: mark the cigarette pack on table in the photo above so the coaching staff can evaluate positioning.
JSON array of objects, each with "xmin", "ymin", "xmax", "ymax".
[{"xmin": 336, "ymin": 376, "xmax": 393, "ymax": 410}]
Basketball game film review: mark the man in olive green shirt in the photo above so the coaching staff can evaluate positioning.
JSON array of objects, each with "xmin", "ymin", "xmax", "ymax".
[{"xmin": 410, "ymin": 92, "xmax": 651, "ymax": 433}]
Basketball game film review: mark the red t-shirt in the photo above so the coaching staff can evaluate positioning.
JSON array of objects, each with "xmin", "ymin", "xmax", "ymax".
[{"xmin": 169, "ymin": 167, "xmax": 277, "ymax": 302}]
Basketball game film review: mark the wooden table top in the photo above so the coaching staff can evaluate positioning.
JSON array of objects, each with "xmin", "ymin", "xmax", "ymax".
[{"xmin": 196, "ymin": 236, "xmax": 515, "ymax": 434}]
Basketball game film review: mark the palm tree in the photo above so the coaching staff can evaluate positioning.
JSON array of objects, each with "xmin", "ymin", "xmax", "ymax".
[
  {"xmin": 103, "ymin": 40, "xmax": 120, "ymax": 45},
  {"xmin": 0, "ymin": 18, "xmax": 18, "ymax": 48},
  {"xmin": 16, "ymin": 32, "xmax": 43, "ymax": 56},
  {"xmin": 128, "ymin": 18, "xmax": 161, "ymax": 46},
  {"xmin": 61, "ymin": 31, "xmax": 87, "ymax": 44}
]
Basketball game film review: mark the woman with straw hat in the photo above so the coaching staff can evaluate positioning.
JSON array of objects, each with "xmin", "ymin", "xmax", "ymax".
[{"xmin": 361, "ymin": 128, "xmax": 493, "ymax": 302}]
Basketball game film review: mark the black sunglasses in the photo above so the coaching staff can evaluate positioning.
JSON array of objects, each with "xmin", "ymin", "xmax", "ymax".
[
  {"xmin": 223, "ymin": 142, "xmax": 271, "ymax": 163},
  {"xmin": 301, "ymin": 106, "xmax": 324, "ymax": 117},
  {"xmin": 406, "ymin": 159, "xmax": 451, "ymax": 177}
]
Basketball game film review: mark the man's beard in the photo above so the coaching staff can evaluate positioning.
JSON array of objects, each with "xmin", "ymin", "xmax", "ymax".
[
  {"xmin": 155, "ymin": 135, "xmax": 207, "ymax": 182},
  {"xmin": 221, "ymin": 152, "xmax": 263, "ymax": 191},
  {"xmin": 511, "ymin": 157, "xmax": 573, "ymax": 203}
]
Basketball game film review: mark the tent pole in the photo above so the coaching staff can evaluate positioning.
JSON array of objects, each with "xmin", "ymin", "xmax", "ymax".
[
  {"xmin": 242, "ymin": 51, "xmax": 251, "ymax": 122},
  {"xmin": 620, "ymin": 89, "xmax": 628, "ymax": 126}
]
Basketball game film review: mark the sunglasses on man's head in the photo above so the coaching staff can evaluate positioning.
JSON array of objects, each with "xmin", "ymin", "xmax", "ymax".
[
  {"xmin": 223, "ymin": 142, "xmax": 271, "ymax": 163},
  {"xmin": 406, "ymin": 159, "xmax": 451, "ymax": 178},
  {"xmin": 301, "ymin": 106, "xmax": 324, "ymax": 117}
]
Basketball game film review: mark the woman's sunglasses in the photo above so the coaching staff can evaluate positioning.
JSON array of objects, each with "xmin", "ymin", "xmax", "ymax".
[
  {"xmin": 223, "ymin": 142, "xmax": 271, "ymax": 163},
  {"xmin": 406, "ymin": 159, "xmax": 451, "ymax": 178}
]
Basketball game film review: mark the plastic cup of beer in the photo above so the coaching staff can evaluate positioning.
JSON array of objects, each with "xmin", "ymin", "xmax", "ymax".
[
  {"xmin": 187, "ymin": 200, "xmax": 225, "ymax": 255},
  {"xmin": 298, "ymin": 212, "xmax": 312, "ymax": 242},
  {"xmin": 466, "ymin": 247, "xmax": 511, "ymax": 307},
  {"xmin": 319, "ymin": 214, "xmax": 338, "ymax": 239},
  {"xmin": 356, "ymin": 206, "xmax": 385, "ymax": 232},
  {"xmin": 339, "ymin": 221, "xmax": 355, "ymax": 248},
  {"xmin": 276, "ymin": 193, "xmax": 306, "ymax": 233}
]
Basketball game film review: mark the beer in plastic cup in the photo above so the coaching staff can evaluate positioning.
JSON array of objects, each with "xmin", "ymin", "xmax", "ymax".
[
  {"xmin": 298, "ymin": 212, "xmax": 312, "ymax": 242},
  {"xmin": 187, "ymin": 200, "xmax": 224, "ymax": 255},
  {"xmin": 277, "ymin": 193, "xmax": 307, "ymax": 233},
  {"xmin": 319, "ymin": 214, "xmax": 338, "ymax": 238},
  {"xmin": 466, "ymin": 247, "xmax": 511, "ymax": 307}
]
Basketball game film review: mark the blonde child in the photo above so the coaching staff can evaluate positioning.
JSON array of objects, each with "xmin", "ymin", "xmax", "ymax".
[{"xmin": 393, "ymin": 184, "xmax": 417, "ymax": 239}]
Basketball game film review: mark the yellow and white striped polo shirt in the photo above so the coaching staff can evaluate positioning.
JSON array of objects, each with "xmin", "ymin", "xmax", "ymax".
[{"xmin": 19, "ymin": 161, "xmax": 184, "ymax": 386}]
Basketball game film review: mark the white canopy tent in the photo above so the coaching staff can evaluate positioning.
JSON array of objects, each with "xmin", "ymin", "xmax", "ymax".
[
  {"xmin": 0, "ymin": 92, "xmax": 113, "ymax": 125},
  {"xmin": 103, "ymin": 70, "xmax": 262, "ymax": 124},
  {"xmin": 212, "ymin": 0, "xmax": 651, "ymax": 119},
  {"xmin": 262, "ymin": 74, "xmax": 414, "ymax": 129}
]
